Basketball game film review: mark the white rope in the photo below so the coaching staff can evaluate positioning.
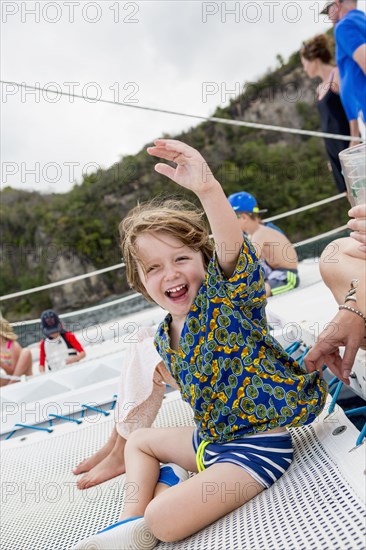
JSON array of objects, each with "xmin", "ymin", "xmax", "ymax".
[
  {"xmin": 11, "ymin": 292, "xmax": 142, "ymax": 327},
  {"xmin": 293, "ymin": 224, "xmax": 348, "ymax": 248},
  {"xmin": 264, "ymin": 192, "xmax": 347, "ymax": 223},
  {"xmin": 0, "ymin": 263, "xmax": 125, "ymax": 301},
  {"xmin": 10, "ymin": 225, "xmax": 348, "ymax": 327},
  {"xmin": 1, "ymin": 80, "xmax": 362, "ymax": 143},
  {"xmin": 1, "ymin": 192, "xmax": 348, "ymax": 302}
]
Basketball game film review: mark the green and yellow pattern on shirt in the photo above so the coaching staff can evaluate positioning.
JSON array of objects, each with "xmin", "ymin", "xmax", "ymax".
[{"xmin": 155, "ymin": 239, "xmax": 328, "ymax": 443}]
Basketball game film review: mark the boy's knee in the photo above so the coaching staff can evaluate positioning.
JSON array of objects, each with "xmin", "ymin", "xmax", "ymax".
[
  {"xmin": 125, "ymin": 428, "xmax": 150, "ymax": 453},
  {"xmin": 144, "ymin": 500, "xmax": 179, "ymax": 543}
]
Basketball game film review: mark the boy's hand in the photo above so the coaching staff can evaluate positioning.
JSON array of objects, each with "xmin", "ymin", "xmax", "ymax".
[
  {"xmin": 148, "ymin": 138, "xmax": 243, "ymax": 277},
  {"xmin": 147, "ymin": 139, "xmax": 218, "ymax": 196}
]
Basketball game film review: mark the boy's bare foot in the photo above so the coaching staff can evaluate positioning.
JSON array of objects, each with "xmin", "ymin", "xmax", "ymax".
[
  {"xmin": 76, "ymin": 442, "xmax": 126, "ymax": 489},
  {"xmin": 73, "ymin": 427, "xmax": 119, "ymax": 475}
]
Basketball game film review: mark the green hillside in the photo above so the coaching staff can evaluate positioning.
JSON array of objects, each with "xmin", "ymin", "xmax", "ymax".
[{"xmin": 0, "ymin": 48, "xmax": 349, "ymax": 320}]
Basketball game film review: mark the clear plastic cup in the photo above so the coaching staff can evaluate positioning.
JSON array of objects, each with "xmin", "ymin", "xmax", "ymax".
[
  {"xmin": 351, "ymin": 179, "xmax": 366, "ymax": 205},
  {"xmin": 339, "ymin": 143, "xmax": 366, "ymax": 206}
]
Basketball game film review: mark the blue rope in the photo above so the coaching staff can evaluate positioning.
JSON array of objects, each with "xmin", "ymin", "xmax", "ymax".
[
  {"xmin": 345, "ymin": 406, "xmax": 366, "ymax": 417},
  {"xmin": 296, "ymin": 347, "xmax": 309, "ymax": 367},
  {"xmin": 328, "ymin": 376, "xmax": 340, "ymax": 392},
  {"xmin": 14, "ymin": 423, "xmax": 53, "ymax": 433},
  {"xmin": 48, "ymin": 414, "xmax": 83, "ymax": 426},
  {"xmin": 284, "ymin": 341, "xmax": 301, "ymax": 355},
  {"xmin": 81, "ymin": 404, "xmax": 110, "ymax": 417},
  {"xmin": 355, "ymin": 423, "xmax": 366, "ymax": 448},
  {"xmin": 327, "ymin": 381, "xmax": 343, "ymax": 415},
  {"xmin": 110, "ymin": 395, "xmax": 118, "ymax": 411}
]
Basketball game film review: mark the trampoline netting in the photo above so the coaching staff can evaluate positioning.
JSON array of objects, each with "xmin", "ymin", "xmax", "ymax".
[{"xmin": 1, "ymin": 393, "xmax": 365, "ymax": 550}]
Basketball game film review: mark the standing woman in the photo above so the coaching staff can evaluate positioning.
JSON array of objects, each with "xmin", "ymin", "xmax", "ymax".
[
  {"xmin": 301, "ymin": 34, "xmax": 350, "ymax": 193},
  {"xmin": 0, "ymin": 318, "xmax": 32, "ymax": 385}
]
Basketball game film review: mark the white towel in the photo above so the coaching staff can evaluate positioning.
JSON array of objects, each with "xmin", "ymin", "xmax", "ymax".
[{"xmin": 116, "ymin": 326, "xmax": 179, "ymax": 438}]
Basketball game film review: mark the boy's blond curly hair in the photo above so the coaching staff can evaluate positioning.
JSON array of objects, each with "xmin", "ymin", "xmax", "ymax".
[{"xmin": 119, "ymin": 198, "xmax": 213, "ymax": 301}]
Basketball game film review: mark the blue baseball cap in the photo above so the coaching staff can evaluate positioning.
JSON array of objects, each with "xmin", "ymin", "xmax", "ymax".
[{"xmin": 228, "ymin": 192, "xmax": 268, "ymax": 214}]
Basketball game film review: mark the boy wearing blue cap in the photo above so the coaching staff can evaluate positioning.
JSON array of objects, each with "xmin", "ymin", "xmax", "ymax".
[{"xmin": 228, "ymin": 192, "xmax": 299, "ymax": 296}]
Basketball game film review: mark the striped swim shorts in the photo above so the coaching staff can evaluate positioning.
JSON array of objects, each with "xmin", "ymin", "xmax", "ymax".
[
  {"xmin": 192, "ymin": 430, "xmax": 294, "ymax": 488},
  {"xmin": 267, "ymin": 269, "xmax": 299, "ymax": 295}
]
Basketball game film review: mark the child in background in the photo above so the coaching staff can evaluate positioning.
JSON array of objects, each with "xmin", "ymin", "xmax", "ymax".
[
  {"xmin": 40, "ymin": 310, "xmax": 86, "ymax": 372},
  {"xmin": 73, "ymin": 140, "xmax": 327, "ymax": 550},
  {"xmin": 228, "ymin": 191, "xmax": 299, "ymax": 297},
  {"xmin": 0, "ymin": 318, "xmax": 32, "ymax": 385}
]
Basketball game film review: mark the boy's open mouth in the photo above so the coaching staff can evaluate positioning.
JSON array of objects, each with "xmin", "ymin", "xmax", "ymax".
[{"xmin": 165, "ymin": 284, "xmax": 188, "ymax": 299}]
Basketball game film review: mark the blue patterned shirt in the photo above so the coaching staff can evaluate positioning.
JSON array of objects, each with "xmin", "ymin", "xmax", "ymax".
[{"xmin": 155, "ymin": 239, "xmax": 327, "ymax": 443}]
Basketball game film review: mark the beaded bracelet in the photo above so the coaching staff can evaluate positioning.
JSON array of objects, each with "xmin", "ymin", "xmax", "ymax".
[{"xmin": 339, "ymin": 304, "xmax": 366, "ymax": 326}]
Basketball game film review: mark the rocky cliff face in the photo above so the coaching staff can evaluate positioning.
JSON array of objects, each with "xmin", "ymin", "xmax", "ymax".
[
  {"xmin": 233, "ymin": 67, "xmax": 317, "ymax": 133},
  {"xmin": 47, "ymin": 254, "xmax": 111, "ymax": 310}
]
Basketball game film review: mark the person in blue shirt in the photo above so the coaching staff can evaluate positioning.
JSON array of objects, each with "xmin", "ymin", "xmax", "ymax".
[
  {"xmin": 334, "ymin": 0, "xmax": 366, "ymax": 145},
  {"xmin": 72, "ymin": 140, "xmax": 327, "ymax": 550},
  {"xmin": 228, "ymin": 191, "xmax": 299, "ymax": 297}
]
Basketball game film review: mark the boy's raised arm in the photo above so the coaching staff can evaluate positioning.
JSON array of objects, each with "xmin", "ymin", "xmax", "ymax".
[{"xmin": 147, "ymin": 139, "xmax": 243, "ymax": 277}]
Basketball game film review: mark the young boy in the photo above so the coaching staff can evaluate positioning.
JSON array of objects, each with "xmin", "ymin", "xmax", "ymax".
[{"xmin": 72, "ymin": 140, "xmax": 326, "ymax": 550}]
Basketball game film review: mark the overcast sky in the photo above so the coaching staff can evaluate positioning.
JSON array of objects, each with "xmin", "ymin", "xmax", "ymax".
[{"xmin": 2, "ymin": 0, "xmax": 365, "ymax": 194}]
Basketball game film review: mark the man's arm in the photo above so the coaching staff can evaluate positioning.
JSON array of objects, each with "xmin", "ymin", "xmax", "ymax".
[
  {"xmin": 336, "ymin": 18, "xmax": 366, "ymax": 72},
  {"xmin": 353, "ymin": 43, "xmax": 366, "ymax": 74}
]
